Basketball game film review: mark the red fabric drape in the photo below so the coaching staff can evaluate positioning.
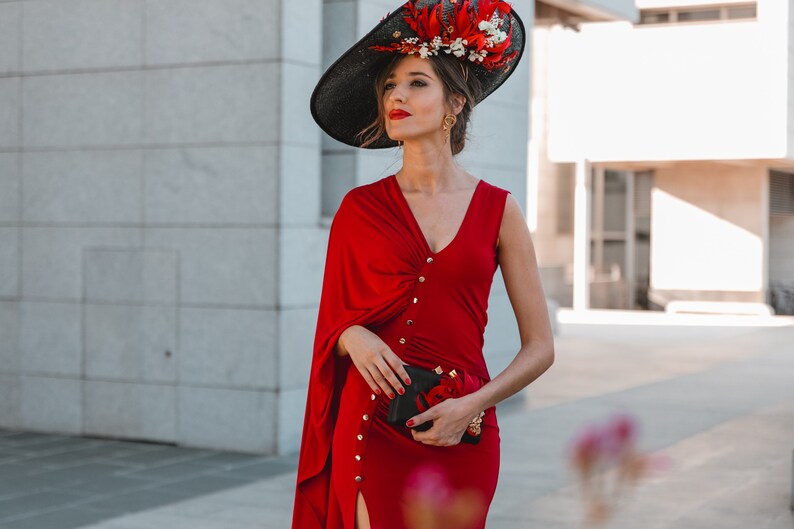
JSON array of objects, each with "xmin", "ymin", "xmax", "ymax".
[{"xmin": 291, "ymin": 183, "xmax": 418, "ymax": 528}]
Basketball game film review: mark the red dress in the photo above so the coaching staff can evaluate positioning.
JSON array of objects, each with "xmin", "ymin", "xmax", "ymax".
[{"xmin": 292, "ymin": 174, "xmax": 511, "ymax": 529}]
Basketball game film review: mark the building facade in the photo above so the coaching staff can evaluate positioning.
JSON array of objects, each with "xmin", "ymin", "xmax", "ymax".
[{"xmin": 531, "ymin": 0, "xmax": 794, "ymax": 315}]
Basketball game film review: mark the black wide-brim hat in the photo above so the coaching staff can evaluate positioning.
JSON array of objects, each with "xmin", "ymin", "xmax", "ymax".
[{"xmin": 310, "ymin": 0, "xmax": 526, "ymax": 149}]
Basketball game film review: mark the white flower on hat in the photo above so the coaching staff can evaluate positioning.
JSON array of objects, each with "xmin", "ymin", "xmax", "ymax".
[
  {"xmin": 468, "ymin": 49, "xmax": 487, "ymax": 63},
  {"xmin": 479, "ymin": 17, "xmax": 507, "ymax": 45},
  {"xmin": 448, "ymin": 37, "xmax": 468, "ymax": 58}
]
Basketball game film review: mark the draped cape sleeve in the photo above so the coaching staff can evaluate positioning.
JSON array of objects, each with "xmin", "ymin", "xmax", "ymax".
[{"xmin": 291, "ymin": 182, "xmax": 423, "ymax": 529}]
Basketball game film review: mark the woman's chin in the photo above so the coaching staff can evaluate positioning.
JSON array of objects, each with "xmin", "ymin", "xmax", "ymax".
[
  {"xmin": 386, "ymin": 131, "xmax": 407, "ymax": 142},
  {"xmin": 386, "ymin": 130, "xmax": 439, "ymax": 145}
]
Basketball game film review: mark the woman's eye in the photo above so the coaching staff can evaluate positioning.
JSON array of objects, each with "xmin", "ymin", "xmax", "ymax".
[{"xmin": 384, "ymin": 80, "xmax": 426, "ymax": 90}]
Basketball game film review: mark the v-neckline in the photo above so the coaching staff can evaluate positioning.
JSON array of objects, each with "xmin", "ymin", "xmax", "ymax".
[{"xmin": 390, "ymin": 174, "xmax": 483, "ymax": 256}]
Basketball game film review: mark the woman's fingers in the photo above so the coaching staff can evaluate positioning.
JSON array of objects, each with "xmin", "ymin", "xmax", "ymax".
[
  {"xmin": 369, "ymin": 368, "xmax": 395, "ymax": 398},
  {"xmin": 384, "ymin": 351, "xmax": 412, "ymax": 387},
  {"xmin": 371, "ymin": 357, "xmax": 405, "ymax": 398},
  {"xmin": 354, "ymin": 362, "xmax": 382, "ymax": 396},
  {"xmin": 353, "ymin": 357, "xmax": 396, "ymax": 398},
  {"xmin": 343, "ymin": 327, "xmax": 409, "ymax": 397}
]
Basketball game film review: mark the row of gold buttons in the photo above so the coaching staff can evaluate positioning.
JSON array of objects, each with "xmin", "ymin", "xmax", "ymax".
[
  {"xmin": 397, "ymin": 256, "xmax": 433, "ymax": 346},
  {"xmin": 353, "ymin": 392, "xmax": 379, "ymax": 483},
  {"xmin": 356, "ymin": 256, "xmax": 434, "ymax": 483}
]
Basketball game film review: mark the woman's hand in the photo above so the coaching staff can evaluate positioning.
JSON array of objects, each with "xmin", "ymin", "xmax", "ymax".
[
  {"xmin": 337, "ymin": 325, "xmax": 412, "ymax": 399},
  {"xmin": 408, "ymin": 394, "xmax": 481, "ymax": 446}
]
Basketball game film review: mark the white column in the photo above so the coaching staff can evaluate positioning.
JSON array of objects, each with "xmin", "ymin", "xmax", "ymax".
[
  {"xmin": 573, "ymin": 159, "xmax": 591, "ymax": 311},
  {"xmin": 761, "ymin": 171, "xmax": 770, "ymax": 305}
]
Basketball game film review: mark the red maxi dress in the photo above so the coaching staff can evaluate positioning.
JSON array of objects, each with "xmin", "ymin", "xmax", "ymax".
[{"xmin": 291, "ymin": 173, "xmax": 511, "ymax": 529}]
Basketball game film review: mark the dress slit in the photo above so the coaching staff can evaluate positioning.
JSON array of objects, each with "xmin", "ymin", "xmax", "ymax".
[{"xmin": 354, "ymin": 489, "xmax": 372, "ymax": 529}]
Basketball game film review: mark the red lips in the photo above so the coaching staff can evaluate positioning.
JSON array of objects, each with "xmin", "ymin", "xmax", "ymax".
[{"xmin": 389, "ymin": 109, "xmax": 412, "ymax": 120}]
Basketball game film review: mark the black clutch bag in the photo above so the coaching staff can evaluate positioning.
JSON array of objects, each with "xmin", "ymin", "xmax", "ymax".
[{"xmin": 386, "ymin": 364, "xmax": 484, "ymax": 444}]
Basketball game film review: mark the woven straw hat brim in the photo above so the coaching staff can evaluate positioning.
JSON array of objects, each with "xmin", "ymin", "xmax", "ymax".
[{"xmin": 309, "ymin": 1, "xmax": 526, "ymax": 149}]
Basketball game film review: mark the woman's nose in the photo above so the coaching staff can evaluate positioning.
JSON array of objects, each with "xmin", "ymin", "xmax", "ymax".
[{"xmin": 389, "ymin": 85, "xmax": 406, "ymax": 102}]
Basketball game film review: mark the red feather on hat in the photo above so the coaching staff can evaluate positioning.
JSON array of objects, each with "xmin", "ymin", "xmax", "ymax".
[{"xmin": 369, "ymin": 0, "xmax": 517, "ymax": 71}]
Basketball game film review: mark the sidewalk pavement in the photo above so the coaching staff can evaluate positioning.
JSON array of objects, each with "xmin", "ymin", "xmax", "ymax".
[{"xmin": 1, "ymin": 310, "xmax": 793, "ymax": 529}]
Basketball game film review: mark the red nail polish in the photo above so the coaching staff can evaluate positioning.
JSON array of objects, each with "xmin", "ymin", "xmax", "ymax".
[
  {"xmin": 375, "ymin": 389, "xmax": 381, "ymax": 395},
  {"xmin": 406, "ymin": 419, "xmax": 414, "ymax": 427},
  {"xmin": 398, "ymin": 387, "xmax": 405, "ymax": 395},
  {"xmin": 389, "ymin": 392, "xmax": 395, "ymax": 399},
  {"xmin": 405, "ymin": 378, "xmax": 412, "ymax": 385}
]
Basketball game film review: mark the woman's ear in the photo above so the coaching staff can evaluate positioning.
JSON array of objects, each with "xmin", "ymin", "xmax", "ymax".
[{"xmin": 452, "ymin": 93, "xmax": 466, "ymax": 115}]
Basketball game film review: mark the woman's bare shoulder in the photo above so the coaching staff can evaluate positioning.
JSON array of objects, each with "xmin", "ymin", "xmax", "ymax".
[{"xmin": 496, "ymin": 192, "xmax": 524, "ymax": 250}]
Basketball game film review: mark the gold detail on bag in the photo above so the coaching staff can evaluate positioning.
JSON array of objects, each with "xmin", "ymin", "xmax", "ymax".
[{"xmin": 467, "ymin": 411, "xmax": 485, "ymax": 436}]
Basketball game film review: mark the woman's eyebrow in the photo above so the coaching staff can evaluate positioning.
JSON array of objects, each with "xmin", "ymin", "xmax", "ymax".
[{"xmin": 386, "ymin": 71, "xmax": 432, "ymax": 79}]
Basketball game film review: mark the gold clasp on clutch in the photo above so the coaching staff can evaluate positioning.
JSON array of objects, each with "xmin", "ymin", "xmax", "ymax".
[
  {"xmin": 434, "ymin": 365, "xmax": 443, "ymax": 375},
  {"xmin": 467, "ymin": 411, "xmax": 485, "ymax": 436}
]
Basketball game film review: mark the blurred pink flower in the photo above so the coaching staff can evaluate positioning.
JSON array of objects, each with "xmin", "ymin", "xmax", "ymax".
[
  {"xmin": 404, "ymin": 462, "xmax": 454, "ymax": 507},
  {"xmin": 402, "ymin": 463, "xmax": 485, "ymax": 529},
  {"xmin": 568, "ymin": 412, "xmax": 669, "ymax": 526},
  {"xmin": 601, "ymin": 413, "xmax": 637, "ymax": 461},
  {"xmin": 570, "ymin": 424, "xmax": 603, "ymax": 475}
]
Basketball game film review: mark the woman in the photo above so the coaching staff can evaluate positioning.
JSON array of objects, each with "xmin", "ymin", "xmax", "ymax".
[{"xmin": 292, "ymin": 1, "xmax": 554, "ymax": 528}]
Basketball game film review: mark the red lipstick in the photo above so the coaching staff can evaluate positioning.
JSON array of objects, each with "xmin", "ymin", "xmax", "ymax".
[{"xmin": 389, "ymin": 109, "xmax": 411, "ymax": 120}]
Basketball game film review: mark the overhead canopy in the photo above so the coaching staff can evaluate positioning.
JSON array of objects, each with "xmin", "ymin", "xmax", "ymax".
[{"xmin": 535, "ymin": 0, "xmax": 638, "ymax": 27}]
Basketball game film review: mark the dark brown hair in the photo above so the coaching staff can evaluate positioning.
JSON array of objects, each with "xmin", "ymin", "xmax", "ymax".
[{"xmin": 356, "ymin": 53, "xmax": 483, "ymax": 155}]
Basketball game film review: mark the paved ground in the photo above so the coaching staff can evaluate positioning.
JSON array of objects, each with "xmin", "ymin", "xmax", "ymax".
[{"xmin": 1, "ymin": 310, "xmax": 793, "ymax": 529}]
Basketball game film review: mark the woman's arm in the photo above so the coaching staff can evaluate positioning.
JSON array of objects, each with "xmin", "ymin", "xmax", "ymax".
[
  {"xmin": 409, "ymin": 192, "xmax": 555, "ymax": 446},
  {"xmin": 468, "ymin": 192, "xmax": 555, "ymax": 412}
]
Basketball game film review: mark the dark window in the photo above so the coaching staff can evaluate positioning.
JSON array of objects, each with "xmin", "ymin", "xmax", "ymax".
[
  {"xmin": 637, "ymin": 3, "xmax": 757, "ymax": 25},
  {"xmin": 770, "ymin": 171, "xmax": 794, "ymax": 217},
  {"xmin": 640, "ymin": 12, "xmax": 669, "ymax": 24},
  {"xmin": 677, "ymin": 9, "xmax": 721, "ymax": 22}
]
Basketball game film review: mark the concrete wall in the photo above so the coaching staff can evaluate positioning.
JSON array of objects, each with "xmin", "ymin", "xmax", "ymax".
[
  {"xmin": 649, "ymin": 163, "xmax": 766, "ymax": 303},
  {"xmin": 0, "ymin": 0, "xmax": 531, "ymax": 455},
  {"xmin": 0, "ymin": 0, "xmax": 323, "ymax": 455}
]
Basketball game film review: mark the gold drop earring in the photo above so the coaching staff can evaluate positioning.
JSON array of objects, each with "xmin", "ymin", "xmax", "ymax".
[{"xmin": 442, "ymin": 114, "xmax": 457, "ymax": 144}]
